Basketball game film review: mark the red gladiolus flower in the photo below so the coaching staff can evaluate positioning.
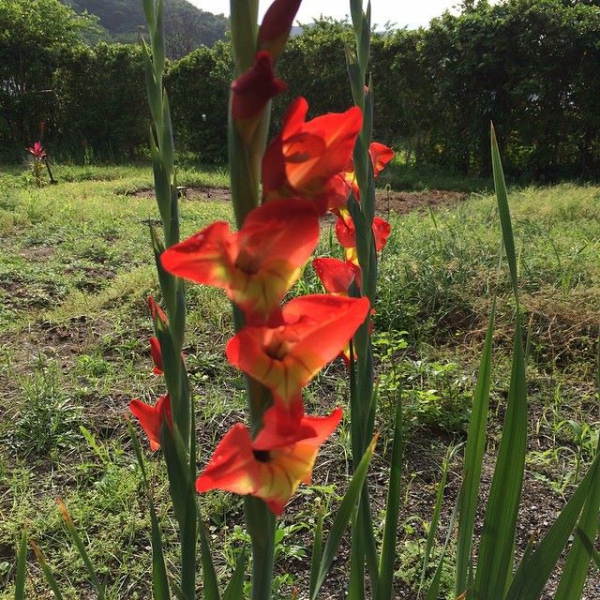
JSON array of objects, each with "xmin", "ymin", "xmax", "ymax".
[
  {"xmin": 369, "ymin": 142, "xmax": 394, "ymax": 177},
  {"xmin": 312, "ymin": 257, "xmax": 371, "ymax": 367},
  {"xmin": 231, "ymin": 50, "xmax": 285, "ymax": 122},
  {"xmin": 335, "ymin": 210, "xmax": 391, "ymax": 265},
  {"xmin": 27, "ymin": 141, "xmax": 46, "ymax": 160},
  {"xmin": 149, "ymin": 336, "xmax": 163, "ymax": 375},
  {"xmin": 312, "ymin": 257, "xmax": 360, "ymax": 296},
  {"xmin": 259, "ymin": 0, "xmax": 302, "ymax": 61},
  {"xmin": 196, "ymin": 406, "xmax": 342, "ymax": 515},
  {"xmin": 262, "ymin": 97, "xmax": 363, "ymax": 212},
  {"xmin": 226, "ymin": 294, "xmax": 370, "ymax": 414},
  {"xmin": 161, "ymin": 199, "xmax": 320, "ymax": 325},
  {"xmin": 148, "ymin": 296, "xmax": 167, "ymax": 328},
  {"xmin": 332, "ymin": 142, "xmax": 394, "ymax": 209},
  {"xmin": 129, "ymin": 394, "xmax": 172, "ymax": 451}
]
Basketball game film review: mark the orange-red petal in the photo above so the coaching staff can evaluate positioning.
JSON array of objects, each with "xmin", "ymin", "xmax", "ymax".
[
  {"xmin": 196, "ymin": 407, "xmax": 342, "ymax": 515},
  {"xmin": 312, "ymin": 257, "xmax": 359, "ymax": 296},
  {"xmin": 160, "ymin": 199, "xmax": 320, "ymax": 324},
  {"xmin": 129, "ymin": 394, "xmax": 171, "ymax": 451},
  {"xmin": 262, "ymin": 98, "xmax": 362, "ymax": 211},
  {"xmin": 226, "ymin": 295, "xmax": 370, "ymax": 406},
  {"xmin": 335, "ymin": 211, "xmax": 391, "ymax": 254},
  {"xmin": 369, "ymin": 142, "xmax": 394, "ymax": 178}
]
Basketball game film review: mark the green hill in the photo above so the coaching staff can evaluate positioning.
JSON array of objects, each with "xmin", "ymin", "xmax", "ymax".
[{"xmin": 62, "ymin": 0, "xmax": 228, "ymax": 58}]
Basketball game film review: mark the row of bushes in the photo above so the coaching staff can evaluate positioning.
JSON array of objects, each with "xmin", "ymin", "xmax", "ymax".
[{"xmin": 4, "ymin": 0, "xmax": 600, "ymax": 179}]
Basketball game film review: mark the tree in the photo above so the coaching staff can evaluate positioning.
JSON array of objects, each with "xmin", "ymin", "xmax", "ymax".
[{"xmin": 0, "ymin": 0, "xmax": 95, "ymax": 158}]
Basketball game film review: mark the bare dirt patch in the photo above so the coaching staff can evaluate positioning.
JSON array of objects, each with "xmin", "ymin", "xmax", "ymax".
[{"xmin": 130, "ymin": 185, "xmax": 469, "ymax": 216}]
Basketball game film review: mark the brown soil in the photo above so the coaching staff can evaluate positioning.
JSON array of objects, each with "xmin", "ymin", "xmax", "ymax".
[{"xmin": 130, "ymin": 185, "xmax": 470, "ymax": 217}]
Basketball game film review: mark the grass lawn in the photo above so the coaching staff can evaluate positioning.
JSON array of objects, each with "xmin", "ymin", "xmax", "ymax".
[{"xmin": 1, "ymin": 164, "xmax": 599, "ymax": 598}]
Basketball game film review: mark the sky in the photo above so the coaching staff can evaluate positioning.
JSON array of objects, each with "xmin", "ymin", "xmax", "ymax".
[{"xmin": 187, "ymin": 0, "xmax": 473, "ymax": 30}]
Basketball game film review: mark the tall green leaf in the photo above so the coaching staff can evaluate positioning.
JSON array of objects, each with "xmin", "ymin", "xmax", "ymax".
[
  {"xmin": 14, "ymin": 527, "xmax": 28, "ymax": 600},
  {"xmin": 223, "ymin": 548, "xmax": 247, "ymax": 600},
  {"xmin": 377, "ymin": 390, "xmax": 404, "ymax": 600},
  {"xmin": 311, "ymin": 436, "xmax": 377, "ymax": 600},
  {"xmin": 198, "ymin": 518, "xmax": 220, "ymax": 600},
  {"xmin": 455, "ymin": 299, "xmax": 496, "ymax": 597},
  {"xmin": 552, "ymin": 434, "xmax": 600, "ymax": 599},
  {"xmin": 470, "ymin": 125, "xmax": 528, "ymax": 600},
  {"xmin": 505, "ymin": 451, "xmax": 600, "ymax": 600},
  {"xmin": 309, "ymin": 508, "xmax": 325, "ymax": 599}
]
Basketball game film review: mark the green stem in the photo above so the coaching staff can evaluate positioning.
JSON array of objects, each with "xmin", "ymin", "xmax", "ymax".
[{"xmin": 245, "ymin": 496, "xmax": 276, "ymax": 600}]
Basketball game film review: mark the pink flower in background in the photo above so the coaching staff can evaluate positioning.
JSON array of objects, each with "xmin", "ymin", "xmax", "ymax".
[{"xmin": 27, "ymin": 142, "xmax": 46, "ymax": 160}]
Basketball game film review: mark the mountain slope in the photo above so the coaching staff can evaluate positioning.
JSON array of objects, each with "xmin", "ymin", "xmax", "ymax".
[{"xmin": 63, "ymin": 0, "xmax": 228, "ymax": 58}]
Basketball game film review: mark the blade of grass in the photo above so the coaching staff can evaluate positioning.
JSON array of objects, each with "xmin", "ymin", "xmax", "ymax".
[
  {"xmin": 425, "ymin": 479, "xmax": 461, "ymax": 600},
  {"xmin": 377, "ymin": 389, "xmax": 404, "ymax": 600},
  {"xmin": 56, "ymin": 499, "xmax": 105, "ymax": 599},
  {"xmin": 470, "ymin": 125, "xmax": 528, "ymax": 600},
  {"xmin": 454, "ymin": 299, "xmax": 496, "ymax": 597},
  {"xmin": 310, "ymin": 435, "xmax": 377, "ymax": 600},
  {"xmin": 309, "ymin": 508, "xmax": 325, "ymax": 599},
  {"xmin": 223, "ymin": 548, "xmax": 247, "ymax": 600},
  {"xmin": 505, "ymin": 450, "xmax": 600, "ymax": 600},
  {"xmin": 30, "ymin": 540, "xmax": 65, "ymax": 600},
  {"xmin": 14, "ymin": 527, "xmax": 28, "ymax": 600},
  {"xmin": 128, "ymin": 420, "xmax": 170, "ymax": 600},
  {"xmin": 420, "ymin": 443, "xmax": 463, "ymax": 596}
]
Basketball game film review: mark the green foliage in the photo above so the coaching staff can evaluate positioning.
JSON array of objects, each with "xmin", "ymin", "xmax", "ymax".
[
  {"xmin": 2, "ymin": 166, "xmax": 600, "ymax": 596},
  {"xmin": 8, "ymin": 358, "xmax": 82, "ymax": 458},
  {"xmin": 276, "ymin": 19, "xmax": 355, "ymax": 121},
  {"xmin": 53, "ymin": 43, "xmax": 149, "ymax": 160},
  {"xmin": 0, "ymin": 0, "xmax": 96, "ymax": 160},
  {"xmin": 166, "ymin": 43, "xmax": 232, "ymax": 164},
  {"xmin": 381, "ymin": 0, "xmax": 600, "ymax": 178},
  {"xmin": 5, "ymin": 0, "xmax": 600, "ymax": 176}
]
